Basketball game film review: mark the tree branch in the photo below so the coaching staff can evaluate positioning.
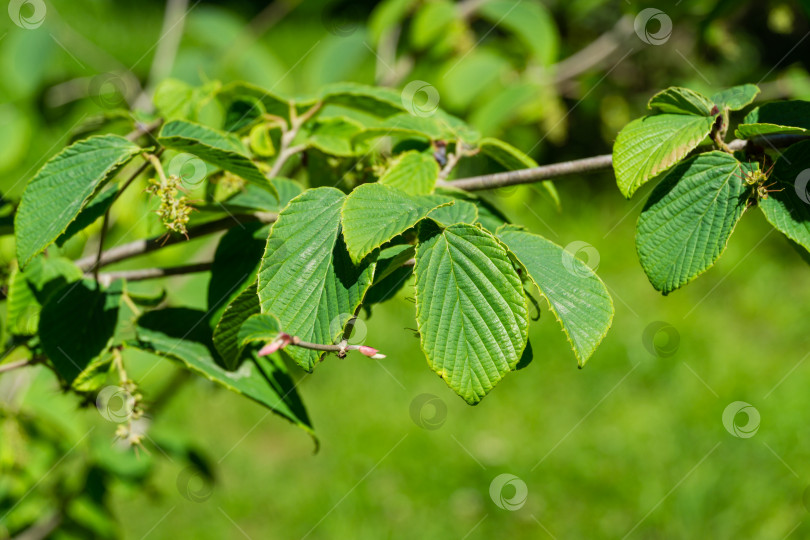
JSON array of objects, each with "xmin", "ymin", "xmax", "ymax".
[
  {"xmin": 268, "ymin": 102, "xmax": 322, "ymax": 178},
  {"xmin": 93, "ymin": 262, "xmax": 213, "ymax": 286},
  {"xmin": 0, "ymin": 358, "xmax": 35, "ymax": 375},
  {"xmin": 75, "ymin": 212, "xmax": 277, "ymax": 271}
]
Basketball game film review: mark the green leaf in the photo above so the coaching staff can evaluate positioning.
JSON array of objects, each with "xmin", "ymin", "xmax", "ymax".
[
  {"xmin": 224, "ymin": 178, "xmax": 302, "ymax": 213},
  {"xmin": 432, "ymin": 187, "xmax": 511, "ymax": 232},
  {"xmin": 134, "ymin": 308, "xmax": 312, "ymax": 434},
  {"xmin": 613, "ymin": 114, "xmax": 716, "ymax": 198},
  {"xmin": 478, "ymin": 137, "xmax": 559, "ymax": 208},
  {"xmin": 478, "ymin": 0, "xmax": 558, "ymax": 65},
  {"xmin": 238, "ymin": 313, "xmax": 282, "ymax": 348},
  {"xmin": 55, "ymin": 186, "xmax": 118, "ymax": 247},
  {"xmin": 497, "ymin": 226, "xmax": 613, "ymax": 366},
  {"xmin": 759, "ymin": 140, "xmax": 810, "ymax": 253},
  {"xmin": 217, "ymin": 81, "xmax": 289, "ymax": 121},
  {"xmin": 15, "ymin": 135, "xmax": 142, "ymax": 267},
  {"xmin": 341, "ymin": 183, "xmax": 452, "ymax": 263},
  {"xmin": 213, "ymin": 284, "xmax": 261, "ymax": 370},
  {"xmin": 379, "ymin": 150, "xmax": 440, "ymax": 195},
  {"xmin": 207, "ymin": 222, "xmax": 269, "ymax": 324},
  {"xmin": 258, "ymin": 187, "xmax": 376, "ymax": 371},
  {"xmin": 319, "ymin": 83, "xmax": 405, "ymax": 117},
  {"xmin": 39, "ymin": 280, "xmax": 123, "ymax": 384},
  {"xmin": 6, "ymin": 256, "xmax": 83, "ymax": 336},
  {"xmin": 364, "ymin": 244, "xmax": 415, "ymax": 305},
  {"xmin": 735, "ymin": 100, "xmax": 810, "ymax": 139},
  {"xmin": 648, "ymin": 87, "xmax": 714, "ymax": 115},
  {"xmin": 414, "ymin": 222, "xmax": 529, "ymax": 404},
  {"xmin": 158, "ymin": 120, "xmax": 277, "ymax": 196},
  {"xmin": 711, "ymin": 84, "xmax": 760, "ymax": 111},
  {"xmin": 411, "ymin": 0, "xmax": 457, "ymax": 49},
  {"xmin": 307, "ymin": 117, "xmax": 366, "ymax": 157},
  {"xmin": 426, "ymin": 196, "xmax": 478, "ymax": 226},
  {"xmin": 636, "ymin": 152, "xmax": 751, "ymax": 294}
]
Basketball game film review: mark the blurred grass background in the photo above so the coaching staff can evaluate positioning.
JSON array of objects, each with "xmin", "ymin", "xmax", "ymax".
[{"xmin": 2, "ymin": 0, "xmax": 810, "ymax": 538}]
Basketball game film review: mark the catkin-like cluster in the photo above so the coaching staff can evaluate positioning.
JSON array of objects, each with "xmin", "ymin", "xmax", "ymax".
[{"xmin": 146, "ymin": 174, "xmax": 192, "ymax": 236}]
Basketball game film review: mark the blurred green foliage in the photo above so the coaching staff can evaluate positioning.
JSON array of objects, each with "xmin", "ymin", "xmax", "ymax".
[{"xmin": 2, "ymin": 0, "xmax": 810, "ymax": 538}]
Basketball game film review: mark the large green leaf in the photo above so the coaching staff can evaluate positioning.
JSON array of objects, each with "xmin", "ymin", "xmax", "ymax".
[
  {"xmin": 636, "ymin": 152, "xmax": 751, "ymax": 294},
  {"xmin": 213, "ymin": 284, "xmax": 261, "ymax": 370},
  {"xmin": 735, "ymin": 100, "xmax": 810, "ymax": 139},
  {"xmin": 759, "ymin": 140, "xmax": 810, "ymax": 253},
  {"xmin": 55, "ymin": 186, "xmax": 118, "ymax": 247},
  {"xmin": 613, "ymin": 114, "xmax": 716, "ymax": 198},
  {"xmin": 378, "ymin": 150, "xmax": 440, "ymax": 195},
  {"xmin": 341, "ymin": 183, "xmax": 451, "ymax": 263},
  {"xmin": 318, "ymin": 83, "xmax": 405, "ymax": 117},
  {"xmin": 158, "ymin": 120, "xmax": 277, "ymax": 196},
  {"xmin": 15, "ymin": 135, "xmax": 142, "ymax": 266},
  {"xmin": 497, "ymin": 226, "xmax": 613, "ymax": 366},
  {"xmin": 134, "ymin": 308, "xmax": 312, "ymax": 435},
  {"xmin": 647, "ymin": 87, "xmax": 714, "ymax": 116},
  {"xmin": 257, "ymin": 187, "xmax": 376, "ymax": 371},
  {"xmin": 39, "ymin": 280, "xmax": 123, "ymax": 384},
  {"xmin": 711, "ymin": 84, "xmax": 760, "ymax": 111},
  {"xmin": 414, "ymin": 222, "xmax": 529, "ymax": 404}
]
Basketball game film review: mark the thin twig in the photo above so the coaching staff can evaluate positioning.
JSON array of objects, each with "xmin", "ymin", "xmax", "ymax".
[
  {"xmin": 75, "ymin": 212, "xmax": 277, "ymax": 271},
  {"xmin": 268, "ymin": 102, "xmax": 323, "ymax": 178},
  {"xmin": 125, "ymin": 119, "xmax": 163, "ymax": 142},
  {"xmin": 93, "ymin": 262, "xmax": 213, "ymax": 287},
  {"xmin": 0, "ymin": 358, "xmax": 34, "ymax": 375}
]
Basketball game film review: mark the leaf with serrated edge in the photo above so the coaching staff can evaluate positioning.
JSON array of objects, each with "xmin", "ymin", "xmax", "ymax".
[
  {"xmin": 613, "ymin": 114, "xmax": 716, "ymax": 198},
  {"xmin": 213, "ymin": 284, "xmax": 261, "ymax": 370},
  {"xmin": 648, "ymin": 87, "xmax": 714, "ymax": 115},
  {"xmin": 759, "ymin": 140, "xmax": 810, "ymax": 253},
  {"xmin": 15, "ymin": 135, "xmax": 142, "ymax": 267},
  {"xmin": 497, "ymin": 225, "xmax": 613, "ymax": 366},
  {"xmin": 379, "ymin": 151, "xmax": 439, "ymax": 195},
  {"xmin": 415, "ymin": 222, "xmax": 529, "ymax": 404},
  {"xmin": 341, "ymin": 183, "xmax": 452, "ymax": 263},
  {"xmin": 636, "ymin": 152, "xmax": 751, "ymax": 294},
  {"xmin": 158, "ymin": 120, "xmax": 277, "ymax": 197},
  {"xmin": 258, "ymin": 187, "xmax": 375, "ymax": 371},
  {"xmin": 711, "ymin": 84, "xmax": 760, "ymax": 111}
]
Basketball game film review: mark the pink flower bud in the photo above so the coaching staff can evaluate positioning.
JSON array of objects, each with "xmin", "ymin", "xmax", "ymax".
[
  {"xmin": 258, "ymin": 333, "xmax": 292, "ymax": 357},
  {"xmin": 359, "ymin": 346, "xmax": 386, "ymax": 359}
]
